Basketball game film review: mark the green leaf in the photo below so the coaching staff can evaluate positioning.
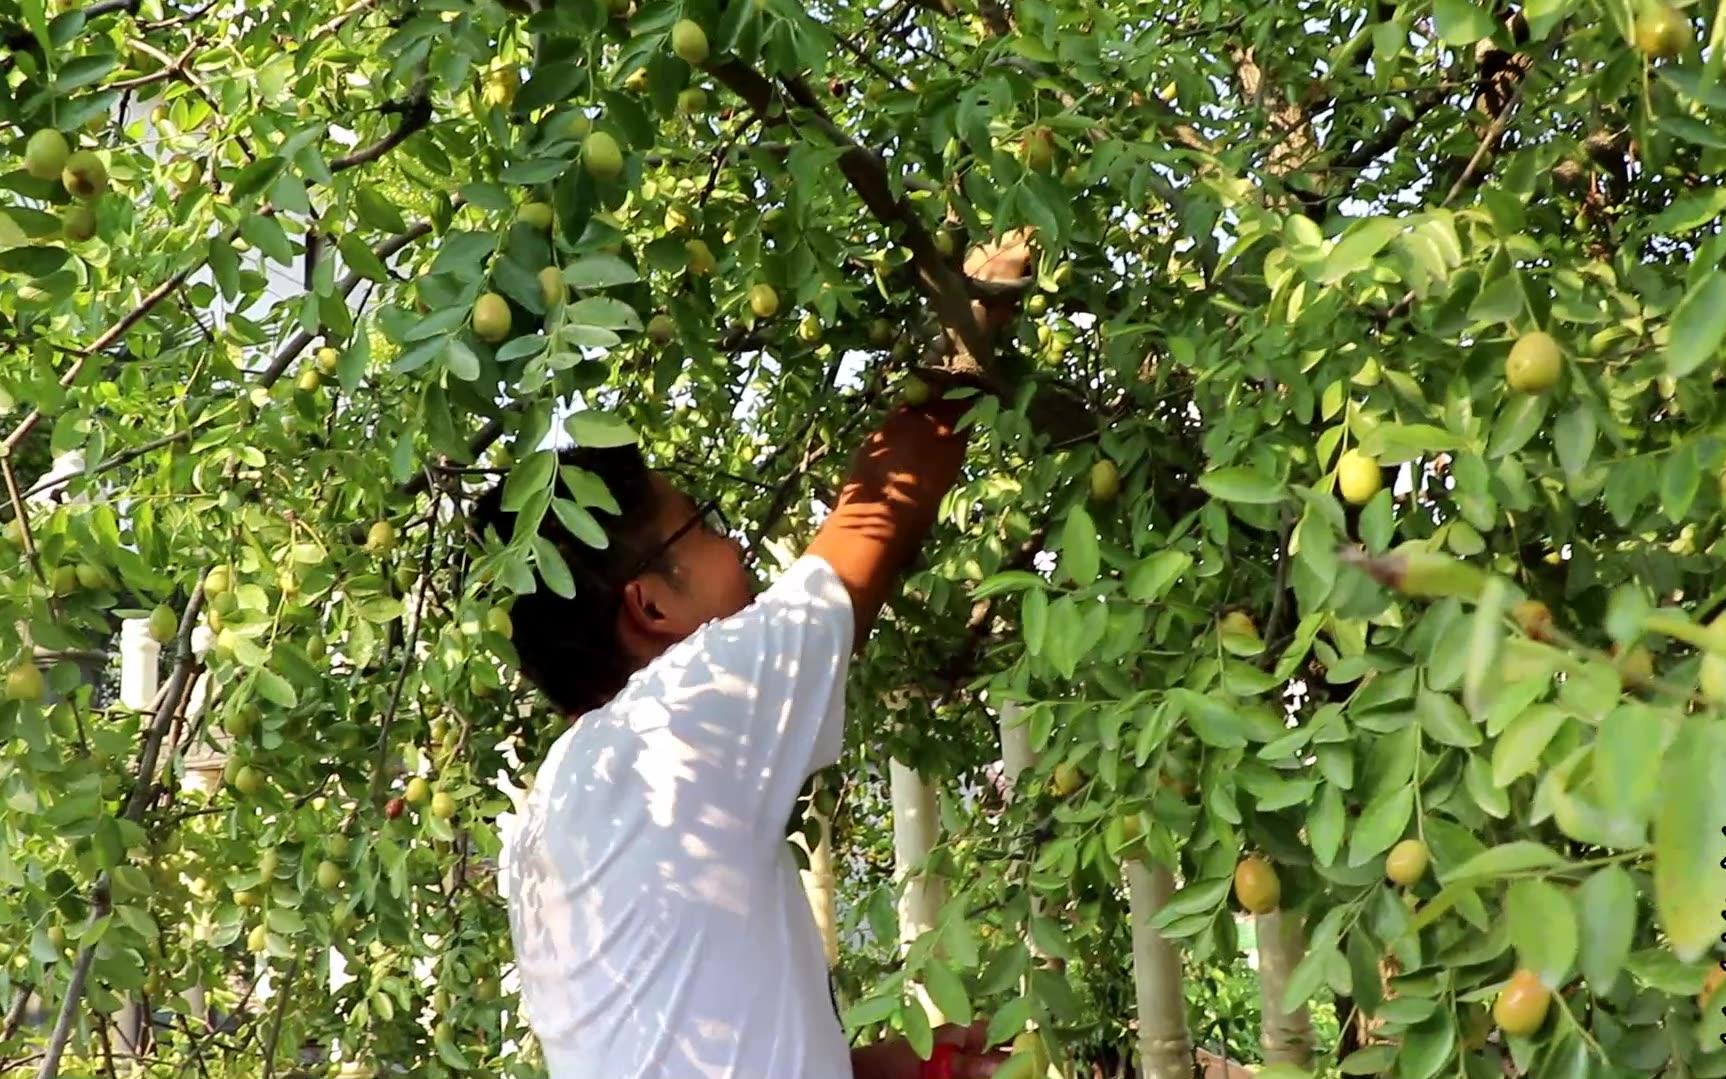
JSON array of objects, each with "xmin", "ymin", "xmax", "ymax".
[
  {"xmin": 1416, "ymin": 690, "xmax": 1480, "ymax": 747},
  {"xmin": 239, "ymin": 215, "xmax": 293, "ymax": 265},
  {"xmin": 500, "ymin": 158, "xmax": 572, "ymax": 184},
  {"xmin": 844, "ymin": 992, "xmax": 900, "ymax": 1028},
  {"xmin": 1125, "ymin": 550, "xmax": 1190, "ymax": 601},
  {"xmin": 1318, "ymin": 218, "xmax": 1405, "ymax": 283},
  {"xmin": 564, "ymin": 410, "xmax": 638, "ymax": 448},
  {"xmin": 919, "ymin": 959, "xmax": 973, "ymax": 1026},
  {"xmin": 1442, "ymin": 842, "xmax": 1563, "ymax": 883},
  {"xmin": 1059, "ymin": 506, "xmax": 1099, "ymax": 586},
  {"xmin": 336, "ymin": 232, "xmax": 392, "ymax": 283},
  {"xmin": 254, "ymin": 667, "xmax": 298, "ymax": 708},
  {"xmin": 972, "ymin": 571, "xmax": 1047, "ymax": 598},
  {"xmin": 1657, "ymin": 115, "xmax": 1726, "ymax": 150},
  {"xmin": 1648, "ymin": 186, "xmax": 1726, "ymax": 234},
  {"xmin": 1486, "ymin": 395, "xmax": 1547, "ymax": 458},
  {"xmin": 1433, "ymin": 0, "xmax": 1498, "ymax": 42},
  {"xmin": 354, "ymin": 187, "xmax": 408, "ymax": 233},
  {"xmin": 502, "ymin": 451, "xmax": 557, "ymax": 513},
  {"xmin": 551, "ymin": 498, "xmax": 607, "ymax": 550},
  {"xmin": 1492, "ymin": 705, "xmax": 1569, "ymax": 786},
  {"xmin": 565, "ymin": 296, "xmax": 641, "ymax": 332},
  {"xmin": 1664, "ymin": 271, "xmax": 1726, "ymax": 377},
  {"xmin": 1398, "ymin": 1012, "xmax": 1456, "ymax": 1079},
  {"xmin": 900, "ymin": 997, "xmax": 934, "ymax": 1060},
  {"xmin": 1028, "ymin": 915, "xmax": 1075, "ymax": 960},
  {"xmin": 1308, "ymin": 784, "xmax": 1344, "ymax": 865},
  {"xmin": 229, "ymin": 157, "xmax": 286, "ymax": 204},
  {"xmin": 1654, "ymin": 721, "xmax": 1726, "ymax": 961},
  {"xmin": 1347, "ymin": 783, "xmax": 1413, "ymax": 866},
  {"xmin": 1507, "ymin": 878, "xmax": 1578, "ymax": 986},
  {"xmin": 983, "ymin": 996, "xmax": 1032, "ymax": 1049},
  {"xmin": 531, "ymin": 535, "xmax": 577, "ymax": 599},
  {"xmin": 1551, "ymin": 406, "xmax": 1595, "ymax": 479},
  {"xmin": 1198, "ymin": 467, "xmax": 1286, "ymax": 505},
  {"xmin": 444, "ymin": 338, "xmax": 481, "ymax": 382},
  {"xmin": 562, "ymin": 255, "xmax": 640, "ymax": 289},
  {"xmin": 356, "ymin": 597, "xmax": 404, "ymax": 623},
  {"xmin": 559, "ymin": 466, "xmax": 621, "ymax": 514},
  {"xmin": 1339, "ymin": 1045, "xmax": 1397, "ymax": 1075},
  {"xmin": 1575, "ymin": 866, "xmax": 1635, "ymax": 991},
  {"xmin": 52, "ymin": 53, "xmax": 117, "ymax": 93}
]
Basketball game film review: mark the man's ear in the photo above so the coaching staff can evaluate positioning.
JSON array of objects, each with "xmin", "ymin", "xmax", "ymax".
[{"xmin": 618, "ymin": 578, "xmax": 674, "ymax": 637}]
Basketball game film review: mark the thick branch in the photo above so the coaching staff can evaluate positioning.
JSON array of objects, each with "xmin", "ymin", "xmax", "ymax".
[
  {"xmin": 707, "ymin": 58, "xmax": 993, "ymax": 376},
  {"xmin": 331, "ymin": 92, "xmax": 432, "ymax": 171}
]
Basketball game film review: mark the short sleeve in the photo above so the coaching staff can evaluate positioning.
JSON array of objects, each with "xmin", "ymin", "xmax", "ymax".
[{"xmin": 611, "ymin": 554, "xmax": 854, "ymax": 844}]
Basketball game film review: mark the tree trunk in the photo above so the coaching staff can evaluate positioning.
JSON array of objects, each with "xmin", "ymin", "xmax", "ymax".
[
  {"xmin": 998, "ymin": 701, "xmax": 1034, "ymax": 791},
  {"xmin": 889, "ymin": 758, "xmax": 946, "ymax": 1024},
  {"xmin": 1127, "ymin": 861, "xmax": 1196, "ymax": 1079},
  {"xmin": 1254, "ymin": 911, "xmax": 1314, "ymax": 1067}
]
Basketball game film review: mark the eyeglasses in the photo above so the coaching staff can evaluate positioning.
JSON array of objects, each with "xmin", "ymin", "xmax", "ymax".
[{"xmin": 618, "ymin": 499, "xmax": 733, "ymax": 582}]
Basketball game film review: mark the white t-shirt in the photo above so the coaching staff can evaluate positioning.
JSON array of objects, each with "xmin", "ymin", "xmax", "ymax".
[{"xmin": 499, "ymin": 554, "xmax": 856, "ymax": 1078}]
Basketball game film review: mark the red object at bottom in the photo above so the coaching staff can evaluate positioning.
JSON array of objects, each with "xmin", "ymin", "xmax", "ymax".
[{"xmin": 920, "ymin": 1043, "xmax": 956, "ymax": 1079}]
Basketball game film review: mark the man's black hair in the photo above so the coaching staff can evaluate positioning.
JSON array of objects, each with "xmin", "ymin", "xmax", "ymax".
[{"xmin": 468, "ymin": 444, "xmax": 667, "ymax": 716}]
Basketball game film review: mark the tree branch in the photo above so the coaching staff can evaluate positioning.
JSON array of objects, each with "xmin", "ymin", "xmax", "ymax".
[
  {"xmin": 331, "ymin": 91, "xmax": 432, "ymax": 171},
  {"xmin": 3, "ymin": 88, "xmax": 440, "ymax": 457},
  {"xmin": 707, "ymin": 57, "xmax": 995, "ymax": 377}
]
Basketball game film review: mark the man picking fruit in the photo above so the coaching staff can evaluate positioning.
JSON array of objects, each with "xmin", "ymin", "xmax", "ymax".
[{"xmin": 474, "ymin": 234, "xmax": 1035, "ymax": 1078}]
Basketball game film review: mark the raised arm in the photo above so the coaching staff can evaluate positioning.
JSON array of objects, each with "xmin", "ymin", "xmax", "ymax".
[
  {"xmin": 807, "ymin": 395, "xmax": 970, "ymax": 646},
  {"xmin": 808, "ymin": 231, "xmax": 1034, "ymax": 647}
]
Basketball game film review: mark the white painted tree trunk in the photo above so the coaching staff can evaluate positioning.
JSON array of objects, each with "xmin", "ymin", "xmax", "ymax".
[
  {"xmin": 998, "ymin": 701, "xmax": 1034, "ymax": 792},
  {"xmin": 889, "ymin": 758, "xmax": 945, "ymax": 1025},
  {"xmin": 114, "ymin": 618, "xmax": 161, "ymax": 1058},
  {"xmin": 1127, "ymin": 861, "xmax": 1195, "ymax": 1079},
  {"xmin": 118, "ymin": 618, "xmax": 161, "ymax": 711},
  {"xmin": 997, "ymin": 702, "xmax": 1054, "ymax": 972},
  {"xmin": 1255, "ymin": 910, "xmax": 1315, "ymax": 1067}
]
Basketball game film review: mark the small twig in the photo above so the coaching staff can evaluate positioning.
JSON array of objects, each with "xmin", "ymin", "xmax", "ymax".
[
  {"xmin": 258, "ymin": 955, "xmax": 300, "ymax": 1079},
  {"xmin": 368, "ymin": 505, "xmax": 440, "ymax": 803},
  {"xmin": 1260, "ymin": 508, "xmax": 1295, "ymax": 668},
  {"xmin": 79, "ymin": 0, "xmax": 141, "ymax": 17},
  {"xmin": 330, "ymin": 92, "xmax": 432, "ymax": 171},
  {"xmin": 95, "ymin": 1012, "xmax": 118, "ymax": 1079},
  {"xmin": 1, "ymin": 457, "xmax": 48, "ymax": 588},
  {"xmin": 141, "ymin": 0, "xmax": 220, "ymax": 30},
  {"xmin": 2, "ymin": 986, "xmax": 32, "ymax": 1041},
  {"xmin": 23, "ymin": 425, "xmax": 205, "ymax": 501},
  {"xmin": 34, "ymin": 888, "xmax": 107, "ymax": 1079}
]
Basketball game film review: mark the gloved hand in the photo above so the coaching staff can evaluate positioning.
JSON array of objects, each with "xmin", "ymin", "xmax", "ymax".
[{"xmin": 912, "ymin": 228, "xmax": 1038, "ymax": 399}]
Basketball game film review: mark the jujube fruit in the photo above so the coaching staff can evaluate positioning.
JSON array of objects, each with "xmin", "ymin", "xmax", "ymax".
[
  {"xmin": 518, "ymin": 201, "xmax": 553, "ymax": 230},
  {"xmin": 5, "ymin": 662, "xmax": 44, "ymax": 702},
  {"xmin": 1635, "ymin": 3, "xmax": 1691, "ymax": 58},
  {"xmin": 1234, "ymin": 855, "xmax": 1280, "ymax": 914},
  {"xmin": 583, "ymin": 132, "xmax": 624, "ymax": 180},
  {"xmin": 671, "ymin": 19, "xmax": 709, "ymax": 65},
  {"xmin": 61, "ymin": 150, "xmax": 108, "ymax": 200},
  {"xmin": 1385, "ymin": 838, "xmax": 1430, "ymax": 886},
  {"xmin": 1090, "ymin": 460, "xmax": 1120, "ymax": 502},
  {"xmin": 24, "ymin": 129, "xmax": 70, "ymax": 181},
  {"xmin": 748, "ymin": 284, "xmax": 780, "ymax": 318},
  {"xmin": 1337, "ymin": 449, "xmax": 1382, "ymax": 505},
  {"xmin": 538, "ymin": 266, "xmax": 564, "ymax": 308},
  {"xmin": 1505, "ymin": 331, "xmax": 1562, "ymax": 394},
  {"xmin": 1493, "ymin": 969, "xmax": 1551, "ymax": 1036},
  {"xmin": 473, "ymin": 293, "xmax": 512, "ymax": 343}
]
